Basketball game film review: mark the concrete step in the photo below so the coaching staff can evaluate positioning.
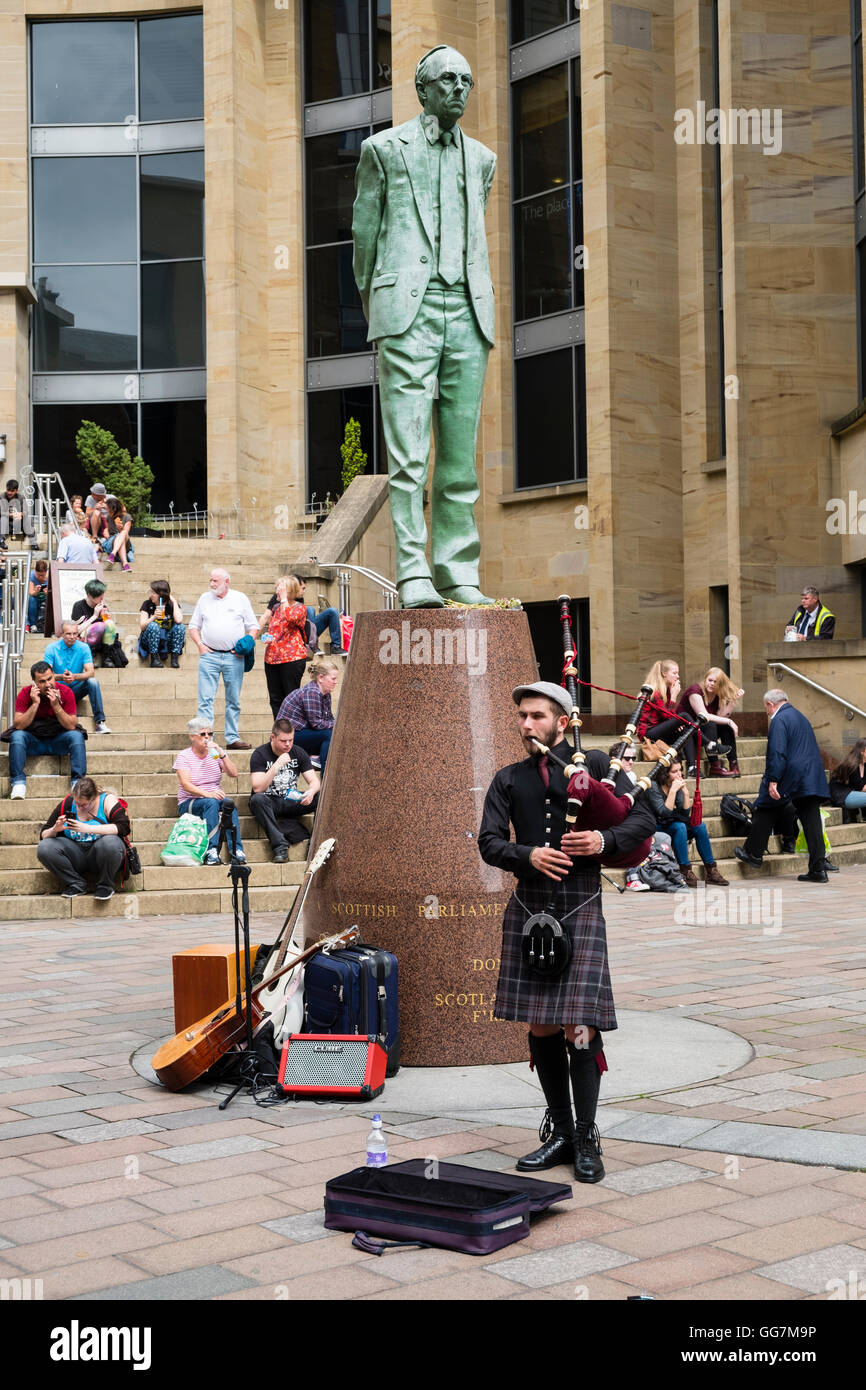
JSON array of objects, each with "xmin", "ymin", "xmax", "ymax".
[
  {"xmin": 0, "ymin": 859, "xmax": 307, "ymax": 896},
  {"xmin": 0, "ymin": 883, "xmax": 302, "ymax": 921},
  {"xmin": 0, "ymin": 769, "xmax": 306, "ymax": 796},
  {"xmin": 603, "ymin": 840, "xmax": 866, "ymax": 890},
  {"xmin": 0, "ymin": 814, "xmax": 273, "ymax": 845},
  {"xmin": 0, "ymin": 837, "xmax": 309, "ymax": 868},
  {"xmin": 1, "ymin": 794, "xmax": 317, "ymax": 822}
]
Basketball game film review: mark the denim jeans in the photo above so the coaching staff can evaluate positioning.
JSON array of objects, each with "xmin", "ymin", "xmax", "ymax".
[
  {"xmin": 308, "ymin": 604, "xmax": 342, "ymax": 651},
  {"xmin": 666, "ymin": 819, "xmax": 715, "ymax": 866},
  {"xmin": 65, "ymin": 679, "xmax": 105, "ymax": 723},
  {"xmin": 197, "ymin": 650, "xmax": 246, "ymax": 745},
  {"xmin": 293, "ymin": 727, "xmax": 332, "ymax": 770},
  {"xmin": 178, "ymin": 797, "xmax": 245, "ymax": 854},
  {"xmin": 844, "ymin": 790, "xmax": 866, "ymax": 808},
  {"xmin": 9, "ymin": 729, "xmax": 87, "ymax": 786}
]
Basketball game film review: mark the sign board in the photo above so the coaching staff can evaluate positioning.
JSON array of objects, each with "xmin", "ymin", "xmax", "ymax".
[{"xmin": 45, "ymin": 562, "xmax": 105, "ymax": 638}]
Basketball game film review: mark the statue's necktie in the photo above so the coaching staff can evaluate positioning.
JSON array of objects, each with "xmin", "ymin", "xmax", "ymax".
[{"xmin": 438, "ymin": 130, "xmax": 461, "ymax": 284}]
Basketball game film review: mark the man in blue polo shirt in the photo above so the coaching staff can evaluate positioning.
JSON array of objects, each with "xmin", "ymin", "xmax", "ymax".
[{"xmin": 44, "ymin": 621, "xmax": 111, "ymax": 734}]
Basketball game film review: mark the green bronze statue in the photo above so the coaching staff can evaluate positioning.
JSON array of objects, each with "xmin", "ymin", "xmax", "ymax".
[{"xmin": 352, "ymin": 45, "xmax": 496, "ymax": 609}]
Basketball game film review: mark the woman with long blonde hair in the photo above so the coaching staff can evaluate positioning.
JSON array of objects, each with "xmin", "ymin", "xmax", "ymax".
[
  {"xmin": 677, "ymin": 667, "xmax": 743, "ymax": 777},
  {"xmin": 636, "ymin": 658, "xmax": 700, "ymax": 769}
]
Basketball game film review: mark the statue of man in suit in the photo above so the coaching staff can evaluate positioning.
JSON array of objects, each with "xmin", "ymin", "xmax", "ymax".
[{"xmin": 352, "ymin": 45, "xmax": 496, "ymax": 609}]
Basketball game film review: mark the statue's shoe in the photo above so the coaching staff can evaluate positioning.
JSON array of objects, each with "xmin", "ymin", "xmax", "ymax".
[
  {"xmin": 398, "ymin": 578, "xmax": 445, "ymax": 609},
  {"xmin": 438, "ymin": 585, "xmax": 494, "ymax": 605}
]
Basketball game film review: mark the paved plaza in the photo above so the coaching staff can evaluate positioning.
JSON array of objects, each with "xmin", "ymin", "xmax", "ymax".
[{"xmin": 1, "ymin": 869, "xmax": 865, "ymax": 1301}]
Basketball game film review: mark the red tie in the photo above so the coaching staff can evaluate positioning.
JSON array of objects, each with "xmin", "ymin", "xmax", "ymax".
[{"xmin": 537, "ymin": 754, "xmax": 550, "ymax": 788}]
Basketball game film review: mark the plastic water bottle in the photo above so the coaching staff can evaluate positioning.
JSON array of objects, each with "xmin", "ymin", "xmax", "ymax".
[{"xmin": 365, "ymin": 1115, "xmax": 387, "ymax": 1167}]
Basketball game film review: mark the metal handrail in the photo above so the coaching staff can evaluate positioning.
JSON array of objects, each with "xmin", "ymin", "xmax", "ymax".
[
  {"xmin": 769, "ymin": 661, "xmax": 866, "ymax": 722},
  {"xmin": 0, "ymin": 550, "xmax": 31, "ymax": 728},
  {"xmin": 31, "ymin": 472, "xmax": 82, "ymax": 559},
  {"xmin": 308, "ymin": 559, "xmax": 398, "ymax": 614}
]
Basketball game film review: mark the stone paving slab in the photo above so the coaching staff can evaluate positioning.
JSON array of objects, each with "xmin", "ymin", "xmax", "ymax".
[{"xmin": 2, "ymin": 874, "xmax": 866, "ymax": 1300}]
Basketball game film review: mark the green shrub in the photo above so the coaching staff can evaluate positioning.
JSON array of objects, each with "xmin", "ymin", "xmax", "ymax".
[
  {"xmin": 75, "ymin": 420, "xmax": 154, "ymax": 526},
  {"xmin": 340, "ymin": 417, "xmax": 368, "ymax": 493}
]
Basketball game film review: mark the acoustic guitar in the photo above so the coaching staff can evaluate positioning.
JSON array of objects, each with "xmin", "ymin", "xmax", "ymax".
[
  {"xmin": 152, "ymin": 923, "xmax": 360, "ymax": 1091},
  {"xmin": 256, "ymin": 836, "xmax": 335, "ymax": 1041}
]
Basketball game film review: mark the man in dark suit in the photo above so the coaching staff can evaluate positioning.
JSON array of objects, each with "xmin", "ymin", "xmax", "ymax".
[
  {"xmin": 735, "ymin": 689, "xmax": 832, "ymax": 882},
  {"xmin": 352, "ymin": 45, "xmax": 496, "ymax": 609}
]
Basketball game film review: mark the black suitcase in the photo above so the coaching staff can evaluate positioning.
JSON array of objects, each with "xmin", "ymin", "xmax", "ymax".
[{"xmin": 303, "ymin": 944, "xmax": 400, "ymax": 1076}]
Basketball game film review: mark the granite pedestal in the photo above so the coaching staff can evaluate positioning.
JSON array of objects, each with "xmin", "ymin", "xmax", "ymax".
[{"xmin": 301, "ymin": 608, "xmax": 538, "ymax": 1066}]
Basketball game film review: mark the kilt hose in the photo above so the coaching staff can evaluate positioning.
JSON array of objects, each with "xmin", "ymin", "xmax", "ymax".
[{"xmin": 493, "ymin": 868, "xmax": 617, "ymax": 1031}]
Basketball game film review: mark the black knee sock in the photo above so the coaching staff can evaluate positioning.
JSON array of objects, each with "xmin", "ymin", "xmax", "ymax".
[
  {"xmin": 529, "ymin": 1031, "xmax": 574, "ymax": 1137},
  {"xmin": 566, "ymin": 1031, "xmax": 605, "ymax": 1128}
]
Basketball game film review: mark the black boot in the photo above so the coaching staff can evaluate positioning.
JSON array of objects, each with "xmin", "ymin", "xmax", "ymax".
[
  {"xmin": 150, "ymin": 653, "xmax": 164, "ymax": 668},
  {"xmin": 170, "ymin": 653, "xmax": 180, "ymax": 669},
  {"xmin": 567, "ymin": 1033, "xmax": 606, "ymax": 1183},
  {"xmin": 516, "ymin": 1032, "xmax": 574, "ymax": 1172}
]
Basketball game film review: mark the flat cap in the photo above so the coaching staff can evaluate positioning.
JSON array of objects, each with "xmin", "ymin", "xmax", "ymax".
[{"xmin": 512, "ymin": 681, "xmax": 573, "ymax": 720}]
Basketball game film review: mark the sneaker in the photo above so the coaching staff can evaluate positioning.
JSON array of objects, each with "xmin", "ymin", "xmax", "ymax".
[
  {"xmin": 122, "ymin": 564, "xmax": 131, "ymax": 572},
  {"xmin": 94, "ymin": 721, "xmax": 112, "ymax": 734},
  {"xmin": 309, "ymin": 755, "xmax": 322, "ymax": 769},
  {"xmin": 330, "ymin": 646, "xmax": 348, "ymax": 656},
  {"xmin": 204, "ymin": 849, "xmax": 221, "ymax": 866},
  {"xmin": 60, "ymin": 886, "xmax": 85, "ymax": 898},
  {"xmin": 273, "ymin": 845, "xmax": 289, "ymax": 864},
  {"xmin": 625, "ymin": 872, "xmax": 650, "ymax": 892},
  {"xmin": 233, "ymin": 850, "xmax": 247, "ymax": 864},
  {"xmin": 10, "ymin": 784, "xmax": 25, "ymax": 800},
  {"xmin": 94, "ymin": 886, "xmax": 115, "ymax": 901}
]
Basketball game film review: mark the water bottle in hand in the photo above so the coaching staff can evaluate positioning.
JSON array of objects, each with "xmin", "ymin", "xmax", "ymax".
[{"xmin": 365, "ymin": 1115, "xmax": 387, "ymax": 1167}]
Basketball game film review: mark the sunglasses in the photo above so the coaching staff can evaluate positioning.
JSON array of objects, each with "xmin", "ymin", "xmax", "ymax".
[{"xmin": 621, "ymin": 754, "xmax": 635, "ymax": 762}]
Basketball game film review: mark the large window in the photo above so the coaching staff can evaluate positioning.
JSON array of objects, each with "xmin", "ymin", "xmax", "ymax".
[
  {"xmin": 511, "ymin": 11, "xmax": 585, "ymax": 488},
  {"xmin": 30, "ymin": 13, "xmax": 206, "ymax": 511},
  {"xmin": 853, "ymin": 0, "xmax": 866, "ymax": 398},
  {"xmin": 302, "ymin": 5, "xmax": 391, "ymax": 502}
]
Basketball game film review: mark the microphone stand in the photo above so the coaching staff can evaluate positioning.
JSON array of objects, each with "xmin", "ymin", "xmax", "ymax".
[{"xmin": 214, "ymin": 799, "xmax": 258, "ymax": 1110}]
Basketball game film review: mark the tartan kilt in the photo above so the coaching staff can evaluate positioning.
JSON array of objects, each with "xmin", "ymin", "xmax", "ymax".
[{"xmin": 493, "ymin": 869, "xmax": 617, "ymax": 1029}]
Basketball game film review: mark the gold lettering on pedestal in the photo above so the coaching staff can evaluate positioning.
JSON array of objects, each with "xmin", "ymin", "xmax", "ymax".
[
  {"xmin": 433, "ymin": 990, "xmax": 497, "ymax": 1024},
  {"xmin": 470, "ymin": 958, "xmax": 500, "ymax": 972},
  {"xmin": 331, "ymin": 902, "xmax": 397, "ymax": 917},
  {"xmin": 417, "ymin": 901, "xmax": 503, "ymax": 919}
]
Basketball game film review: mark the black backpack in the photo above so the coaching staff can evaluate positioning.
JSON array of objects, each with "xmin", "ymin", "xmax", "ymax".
[{"xmin": 720, "ymin": 793, "xmax": 754, "ymax": 832}]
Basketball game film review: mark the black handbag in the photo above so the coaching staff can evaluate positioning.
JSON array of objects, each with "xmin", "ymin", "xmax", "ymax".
[{"xmin": 720, "ymin": 793, "xmax": 754, "ymax": 832}]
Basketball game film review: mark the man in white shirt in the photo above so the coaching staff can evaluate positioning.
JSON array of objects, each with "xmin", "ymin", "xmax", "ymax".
[
  {"xmin": 57, "ymin": 524, "xmax": 97, "ymax": 564},
  {"xmin": 188, "ymin": 568, "xmax": 259, "ymax": 750}
]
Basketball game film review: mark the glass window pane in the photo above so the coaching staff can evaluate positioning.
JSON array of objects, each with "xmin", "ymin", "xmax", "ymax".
[
  {"xmin": 572, "ymin": 59, "xmax": 582, "ymax": 181},
  {"xmin": 306, "ymin": 128, "xmax": 365, "ymax": 246},
  {"xmin": 32, "ymin": 20, "xmax": 135, "ymax": 126},
  {"xmin": 307, "ymin": 386, "xmax": 374, "ymax": 504},
  {"xmin": 307, "ymin": 245, "xmax": 368, "ymax": 357},
  {"xmin": 574, "ymin": 343, "xmax": 586, "ymax": 481},
  {"xmin": 376, "ymin": 2, "xmax": 392, "ymax": 89},
  {"xmin": 513, "ymin": 188, "xmax": 571, "ymax": 321},
  {"xmin": 33, "ymin": 403, "xmax": 138, "ymax": 499},
  {"xmin": 139, "ymin": 14, "xmax": 204, "ymax": 122},
  {"xmin": 33, "ymin": 158, "xmax": 136, "ymax": 264},
  {"xmin": 141, "ymin": 262, "xmax": 206, "ymax": 369},
  {"xmin": 511, "ymin": 1, "xmax": 571, "ymax": 46},
  {"xmin": 304, "ymin": 0, "xmax": 370, "ymax": 103},
  {"xmin": 141, "ymin": 400, "xmax": 206, "ymax": 512},
  {"xmin": 573, "ymin": 182, "xmax": 584, "ymax": 308},
  {"xmin": 141, "ymin": 152, "xmax": 205, "ymax": 260},
  {"xmin": 513, "ymin": 66, "xmax": 569, "ymax": 200},
  {"xmin": 515, "ymin": 348, "xmax": 574, "ymax": 487},
  {"xmin": 34, "ymin": 266, "xmax": 137, "ymax": 371}
]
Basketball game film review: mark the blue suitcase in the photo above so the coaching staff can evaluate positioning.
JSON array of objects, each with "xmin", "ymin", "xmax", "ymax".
[{"xmin": 303, "ymin": 945, "xmax": 400, "ymax": 1076}]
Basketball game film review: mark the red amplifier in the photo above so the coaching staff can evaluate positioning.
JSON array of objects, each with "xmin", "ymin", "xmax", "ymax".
[{"xmin": 277, "ymin": 1034, "xmax": 387, "ymax": 1100}]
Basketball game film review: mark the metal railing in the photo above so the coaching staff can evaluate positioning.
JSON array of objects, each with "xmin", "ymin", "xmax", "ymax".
[
  {"xmin": 0, "ymin": 550, "xmax": 31, "ymax": 729},
  {"xmin": 309, "ymin": 560, "xmax": 398, "ymax": 614},
  {"xmin": 148, "ymin": 497, "xmax": 338, "ymax": 540},
  {"xmin": 769, "ymin": 661, "xmax": 866, "ymax": 722},
  {"xmin": 31, "ymin": 472, "xmax": 82, "ymax": 560}
]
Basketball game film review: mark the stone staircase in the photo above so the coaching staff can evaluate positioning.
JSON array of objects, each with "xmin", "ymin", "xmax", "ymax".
[
  {"xmin": 5, "ymin": 538, "xmax": 866, "ymax": 916},
  {"xmin": 0, "ymin": 540, "xmax": 338, "ymax": 919}
]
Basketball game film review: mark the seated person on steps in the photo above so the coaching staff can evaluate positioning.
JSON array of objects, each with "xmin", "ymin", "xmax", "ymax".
[
  {"xmin": 37, "ymin": 776, "xmax": 129, "ymax": 901},
  {"xmin": 9, "ymin": 661, "xmax": 87, "ymax": 800},
  {"xmin": 139, "ymin": 579, "xmax": 185, "ymax": 669},
  {"xmin": 646, "ymin": 758, "xmax": 728, "ymax": 887},
  {"xmin": 57, "ymin": 522, "xmax": 97, "ymax": 565},
  {"xmin": 173, "ymin": 717, "xmax": 246, "ymax": 866},
  {"xmin": 248, "ymin": 719, "xmax": 321, "ymax": 863},
  {"xmin": 676, "ymin": 666, "xmax": 742, "ymax": 778},
  {"xmin": 71, "ymin": 580, "xmax": 123, "ymax": 667},
  {"xmin": 276, "ymin": 656, "xmax": 339, "ymax": 771},
  {"xmin": 43, "ymin": 620, "xmax": 111, "ymax": 733}
]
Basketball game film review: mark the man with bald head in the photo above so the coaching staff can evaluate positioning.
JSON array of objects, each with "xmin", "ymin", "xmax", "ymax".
[
  {"xmin": 352, "ymin": 45, "xmax": 496, "ymax": 609},
  {"xmin": 189, "ymin": 569, "xmax": 259, "ymax": 751}
]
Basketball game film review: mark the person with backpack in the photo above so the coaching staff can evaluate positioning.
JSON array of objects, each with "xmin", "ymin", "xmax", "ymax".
[
  {"xmin": 36, "ymin": 776, "xmax": 129, "ymax": 900},
  {"xmin": 259, "ymin": 575, "xmax": 310, "ymax": 719}
]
